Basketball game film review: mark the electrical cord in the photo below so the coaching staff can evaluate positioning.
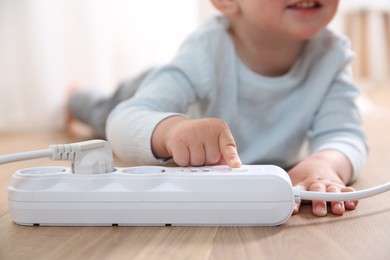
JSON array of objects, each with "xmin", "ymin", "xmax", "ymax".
[
  {"xmin": 0, "ymin": 140, "xmax": 114, "ymax": 174},
  {"xmin": 0, "ymin": 149, "xmax": 53, "ymax": 164},
  {"xmin": 294, "ymin": 182, "xmax": 390, "ymax": 202}
]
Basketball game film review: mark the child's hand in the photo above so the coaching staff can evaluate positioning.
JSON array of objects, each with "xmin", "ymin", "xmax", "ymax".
[
  {"xmin": 152, "ymin": 116, "xmax": 242, "ymax": 168},
  {"xmin": 288, "ymin": 151, "xmax": 359, "ymax": 217}
]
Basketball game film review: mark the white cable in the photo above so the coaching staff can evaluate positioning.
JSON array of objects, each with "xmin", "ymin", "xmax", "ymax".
[
  {"xmin": 0, "ymin": 149, "xmax": 53, "ymax": 164},
  {"xmin": 0, "ymin": 140, "xmax": 114, "ymax": 174},
  {"xmin": 296, "ymin": 182, "xmax": 390, "ymax": 201}
]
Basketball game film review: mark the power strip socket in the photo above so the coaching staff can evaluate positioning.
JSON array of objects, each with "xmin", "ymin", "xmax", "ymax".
[{"xmin": 8, "ymin": 165, "xmax": 297, "ymax": 226}]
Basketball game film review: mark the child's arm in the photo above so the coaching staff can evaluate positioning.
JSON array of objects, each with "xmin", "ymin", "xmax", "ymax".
[
  {"xmin": 151, "ymin": 116, "xmax": 242, "ymax": 168},
  {"xmin": 288, "ymin": 149, "xmax": 358, "ymax": 216}
]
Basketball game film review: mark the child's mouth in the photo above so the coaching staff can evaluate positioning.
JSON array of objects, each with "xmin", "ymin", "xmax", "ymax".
[{"xmin": 287, "ymin": 1, "xmax": 322, "ymax": 10}]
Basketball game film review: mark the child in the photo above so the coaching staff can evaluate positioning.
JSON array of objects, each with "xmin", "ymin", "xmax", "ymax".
[{"xmin": 69, "ymin": 0, "xmax": 368, "ymax": 217}]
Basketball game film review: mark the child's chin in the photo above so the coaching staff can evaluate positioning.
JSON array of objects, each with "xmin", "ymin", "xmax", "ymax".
[{"xmin": 290, "ymin": 29, "xmax": 323, "ymax": 40}]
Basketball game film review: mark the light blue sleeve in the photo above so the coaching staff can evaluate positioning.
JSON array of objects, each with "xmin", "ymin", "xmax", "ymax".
[
  {"xmin": 309, "ymin": 64, "xmax": 369, "ymax": 183},
  {"xmin": 106, "ymin": 32, "xmax": 215, "ymax": 165}
]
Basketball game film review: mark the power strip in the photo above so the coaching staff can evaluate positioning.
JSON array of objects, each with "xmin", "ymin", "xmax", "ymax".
[
  {"xmin": 8, "ymin": 165, "xmax": 297, "ymax": 226},
  {"xmin": 3, "ymin": 140, "xmax": 390, "ymax": 226}
]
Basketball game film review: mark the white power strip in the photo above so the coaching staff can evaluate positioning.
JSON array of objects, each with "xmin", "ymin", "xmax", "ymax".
[
  {"xmin": 8, "ymin": 165, "xmax": 297, "ymax": 226},
  {"xmin": 3, "ymin": 140, "xmax": 390, "ymax": 227}
]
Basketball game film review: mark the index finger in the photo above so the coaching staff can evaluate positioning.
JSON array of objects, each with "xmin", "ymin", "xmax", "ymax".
[{"xmin": 218, "ymin": 126, "xmax": 242, "ymax": 168}]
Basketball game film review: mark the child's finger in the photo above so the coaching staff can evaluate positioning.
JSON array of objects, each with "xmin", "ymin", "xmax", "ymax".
[
  {"xmin": 292, "ymin": 185, "xmax": 305, "ymax": 215},
  {"xmin": 327, "ymin": 185, "xmax": 345, "ymax": 215},
  {"xmin": 218, "ymin": 126, "xmax": 241, "ymax": 168},
  {"xmin": 188, "ymin": 142, "xmax": 206, "ymax": 166},
  {"xmin": 170, "ymin": 142, "xmax": 190, "ymax": 167},
  {"xmin": 342, "ymin": 186, "xmax": 359, "ymax": 210},
  {"xmin": 204, "ymin": 138, "xmax": 223, "ymax": 165},
  {"xmin": 309, "ymin": 182, "xmax": 328, "ymax": 217}
]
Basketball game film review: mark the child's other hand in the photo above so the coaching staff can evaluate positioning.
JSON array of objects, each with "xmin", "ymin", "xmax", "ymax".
[
  {"xmin": 288, "ymin": 151, "xmax": 359, "ymax": 217},
  {"xmin": 152, "ymin": 116, "xmax": 242, "ymax": 168}
]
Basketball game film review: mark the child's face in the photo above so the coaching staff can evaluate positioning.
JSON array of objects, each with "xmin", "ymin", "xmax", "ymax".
[{"xmin": 235, "ymin": 0, "xmax": 339, "ymax": 39}]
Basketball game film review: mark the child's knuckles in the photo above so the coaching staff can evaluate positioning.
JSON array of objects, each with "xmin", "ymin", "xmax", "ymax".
[{"xmin": 309, "ymin": 182, "xmax": 326, "ymax": 192}]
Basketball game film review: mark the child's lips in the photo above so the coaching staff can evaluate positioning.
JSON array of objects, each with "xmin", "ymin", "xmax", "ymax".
[{"xmin": 286, "ymin": 1, "xmax": 322, "ymax": 10}]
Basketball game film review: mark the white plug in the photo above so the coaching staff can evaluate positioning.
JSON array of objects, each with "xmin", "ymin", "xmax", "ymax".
[
  {"xmin": 50, "ymin": 140, "xmax": 115, "ymax": 174},
  {"xmin": 0, "ymin": 140, "xmax": 115, "ymax": 174}
]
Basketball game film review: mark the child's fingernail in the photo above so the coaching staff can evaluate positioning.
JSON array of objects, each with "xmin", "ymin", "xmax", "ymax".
[
  {"xmin": 334, "ymin": 202, "xmax": 344, "ymax": 213},
  {"xmin": 230, "ymin": 157, "xmax": 242, "ymax": 168},
  {"xmin": 315, "ymin": 205, "xmax": 327, "ymax": 216}
]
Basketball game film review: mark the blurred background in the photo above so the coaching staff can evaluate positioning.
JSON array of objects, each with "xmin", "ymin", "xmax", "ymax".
[{"xmin": 0, "ymin": 0, "xmax": 389, "ymax": 132}]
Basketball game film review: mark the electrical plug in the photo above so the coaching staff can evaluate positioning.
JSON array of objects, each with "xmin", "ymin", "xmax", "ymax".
[
  {"xmin": 50, "ymin": 140, "xmax": 115, "ymax": 174},
  {"xmin": 0, "ymin": 139, "xmax": 115, "ymax": 174}
]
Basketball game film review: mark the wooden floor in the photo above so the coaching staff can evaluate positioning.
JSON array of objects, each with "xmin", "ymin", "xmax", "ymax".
[{"xmin": 1, "ymin": 86, "xmax": 390, "ymax": 260}]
